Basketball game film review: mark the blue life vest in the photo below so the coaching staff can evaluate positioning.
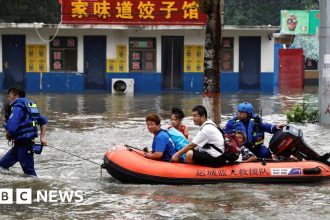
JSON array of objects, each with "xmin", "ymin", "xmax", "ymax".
[
  {"xmin": 232, "ymin": 115, "xmax": 265, "ymax": 147},
  {"xmin": 163, "ymin": 128, "xmax": 189, "ymax": 160},
  {"xmin": 167, "ymin": 127, "xmax": 189, "ymax": 151},
  {"xmin": 10, "ymin": 98, "xmax": 40, "ymax": 140}
]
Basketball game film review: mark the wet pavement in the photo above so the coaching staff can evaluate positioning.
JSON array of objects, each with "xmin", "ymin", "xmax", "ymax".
[{"xmin": 1, "ymin": 88, "xmax": 330, "ymax": 219}]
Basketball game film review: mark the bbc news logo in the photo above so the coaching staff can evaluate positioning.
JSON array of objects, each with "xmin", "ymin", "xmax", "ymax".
[{"xmin": 0, "ymin": 188, "xmax": 84, "ymax": 204}]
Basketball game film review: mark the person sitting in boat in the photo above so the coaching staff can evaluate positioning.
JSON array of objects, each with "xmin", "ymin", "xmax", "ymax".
[
  {"xmin": 170, "ymin": 105, "xmax": 227, "ymax": 167},
  {"xmin": 144, "ymin": 113, "xmax": 177, "ymax": 162},
  {"xmin": 169, "ymin": 107, "xmax": 189, "ymax": 139},
  {"xmin": 223, "ymin": 102, "xmax": 285, "ymax": 159},
  {"xmin": 235, "ymin": 131, "xmax": 257, "ymax": 162}
]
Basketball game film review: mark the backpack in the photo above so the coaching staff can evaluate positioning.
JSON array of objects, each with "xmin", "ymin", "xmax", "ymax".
[
  {"xmin": 203, "ymin": 123, "xmax": 241, "ymax": 162},
  {"xmin": 222, "ymin": 132, "xmax": 241, "ymax": 162}
]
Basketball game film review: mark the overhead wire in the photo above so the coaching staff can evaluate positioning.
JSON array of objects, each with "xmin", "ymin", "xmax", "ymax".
[{"xmin": 34, "ymin": 2, "xmax": 63, "ymax": 43}]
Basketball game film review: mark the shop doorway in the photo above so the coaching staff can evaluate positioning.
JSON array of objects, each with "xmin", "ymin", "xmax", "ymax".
[
  {"xmin": 2, "ymin": 35, "xmax": 26, "ymax": 90},
  {"xmin": 161, "ymin": 36, "xmax": 184, "ymax": 89},
  {"xmin": 84, "ymin": 36, "xmax": 106, "ymax": 90},
  {"xmin": 239, "ymin": 37, "xmax": 261, "ymax": 90},
  {"xmin": 279, "ymin": 48, "xmax": 304, "ymax": 92}
]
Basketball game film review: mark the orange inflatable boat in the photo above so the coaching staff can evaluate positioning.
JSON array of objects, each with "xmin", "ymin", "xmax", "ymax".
[{"xmin": 102, "ymin": 145, "xmax": 330, "ymax": 184}]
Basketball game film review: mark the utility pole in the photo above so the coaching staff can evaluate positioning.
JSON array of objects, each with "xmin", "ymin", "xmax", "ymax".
[{"xmin": 319, "ymin": 0, "xmax": 330, "ymax": 125}]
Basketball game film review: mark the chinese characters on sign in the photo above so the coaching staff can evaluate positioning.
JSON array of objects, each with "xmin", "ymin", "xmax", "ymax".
[
  {"xmin": 50, "ymin": 37, "xmax": 78, "ymax": 72},
  {"xmin": 184, "ymin": 45, "xmax": 204, "ymax": 72},
  {"xmin": 221, "ymin": 37, "xmax": 234, "ymax": 71},
  {"xmin": 196, "ymin": 168, "xmax": 269, "ymax": 177},
  {"xmin": 26, "ymin": 45, "xmax": 47, "ymax": 72},
  {"xmin": 107, "ymin": 45, "xmax": 127, "ymax": 72},
  {"xmin": 129, "ymin": 38, "xmax": 156, "ymax": 72},
  {"xmin": 63, "ymin": 0, "xmax": 207, "ymax": 25}
]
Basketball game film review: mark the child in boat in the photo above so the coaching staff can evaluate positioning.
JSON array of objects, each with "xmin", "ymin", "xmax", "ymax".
[
  {"xmin": 224, "ymin": 102, "xmax": 286, "ymax": 159},
  {"xmin": 169, "ymin": 107, "xmax": 189, "ymax": 139},
  {"xmin": 235, "ymin": 131, "xmax": 257, "ymax": 162}
]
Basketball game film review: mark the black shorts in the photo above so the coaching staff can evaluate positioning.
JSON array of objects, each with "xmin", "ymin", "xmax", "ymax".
[{"xmin": 192, "ymin": 149, "xmax": 227, "ymax": 167}]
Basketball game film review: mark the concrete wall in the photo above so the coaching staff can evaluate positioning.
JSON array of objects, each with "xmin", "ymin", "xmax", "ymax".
[
  {"xmin": 0, "ymin": 25, "xmax": 276, "ymax": 93},
  {"xmin": 224, "ymin": 30, "xmax": 274, "ymax": 73}
]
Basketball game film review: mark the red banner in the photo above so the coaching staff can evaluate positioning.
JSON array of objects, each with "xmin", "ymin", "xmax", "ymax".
[{"xmin": 62, "ymin": 0, "xmax": 207, "ymax": 25}]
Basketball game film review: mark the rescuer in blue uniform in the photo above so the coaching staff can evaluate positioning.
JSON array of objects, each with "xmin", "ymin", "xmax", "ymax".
[
  {"xmin": 223, "ymin": 102, "xmax": 285, "ymax": 158},
  {"xmin": 0, "ymin": 87, "xmax": 48, "ymax": 176}
]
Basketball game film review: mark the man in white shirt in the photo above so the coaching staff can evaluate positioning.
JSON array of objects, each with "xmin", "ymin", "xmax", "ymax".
[{"xmin": 171, "ymin": 105, "xmax": 227, "ymax": 167}]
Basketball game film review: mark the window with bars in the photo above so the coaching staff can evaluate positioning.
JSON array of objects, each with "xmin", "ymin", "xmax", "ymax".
[
  {"xmin": 221, "ymin": 37, "xmax": 234, "ymax": 72},
  {"xmin": 50, "ymin": 36, "xmax": 77, "ymax": 71},
  {"xmin": 129, "ymin": 38, "xmax": 156, "ymax": 72}
]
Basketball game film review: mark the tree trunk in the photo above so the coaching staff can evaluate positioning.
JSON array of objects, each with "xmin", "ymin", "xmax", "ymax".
[
  {"xmin": 202, "ymin": 0, "xmax": 224, "ymax": 125},
  {"xmin": 203, "ymin": 93, "xmax": 221, "ymax": 125}
]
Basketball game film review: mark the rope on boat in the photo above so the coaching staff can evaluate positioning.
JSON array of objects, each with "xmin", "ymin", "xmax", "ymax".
[{"xmin": 46, "ymin": 145, "xmax": 104, "ymax": 176}]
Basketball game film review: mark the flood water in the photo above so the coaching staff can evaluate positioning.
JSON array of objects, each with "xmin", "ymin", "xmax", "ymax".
[{"xmin": 1, "ymin": 87, "xmax": 330, "ymax": 219}]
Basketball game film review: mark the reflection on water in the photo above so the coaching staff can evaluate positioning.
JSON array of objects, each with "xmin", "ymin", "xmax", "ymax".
[
  {"xmin": 0, "ymin": 87, "xmax": 320, "ymax": 131},
  {"xmin": 1, "ymin": 87, "xmax": 330, "ymax": 219}
]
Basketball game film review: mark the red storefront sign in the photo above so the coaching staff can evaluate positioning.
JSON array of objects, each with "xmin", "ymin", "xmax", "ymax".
[{"xmin": 62, "ymin": 0, "xmax": 207, "ymax": 25}]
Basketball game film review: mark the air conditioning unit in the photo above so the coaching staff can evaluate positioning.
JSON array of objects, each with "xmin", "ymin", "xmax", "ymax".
[{"xmin": 111, "ymin": 78, "xmax": 134, "ymax": 94}]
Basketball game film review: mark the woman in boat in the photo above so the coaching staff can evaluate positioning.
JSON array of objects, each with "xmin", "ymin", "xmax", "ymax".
[
  {"xmin": 169, "ymin": 107, "xmax": 189, "ymax": 139},
  {"xmin": 145, "ymin": 113, "xmax": 177, "ymax": 161}
]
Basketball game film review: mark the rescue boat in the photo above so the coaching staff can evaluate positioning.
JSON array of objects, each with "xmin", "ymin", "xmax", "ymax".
[{"xmin": 102, "ymin": 145, "xmax": 330, "ymax": 184}]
